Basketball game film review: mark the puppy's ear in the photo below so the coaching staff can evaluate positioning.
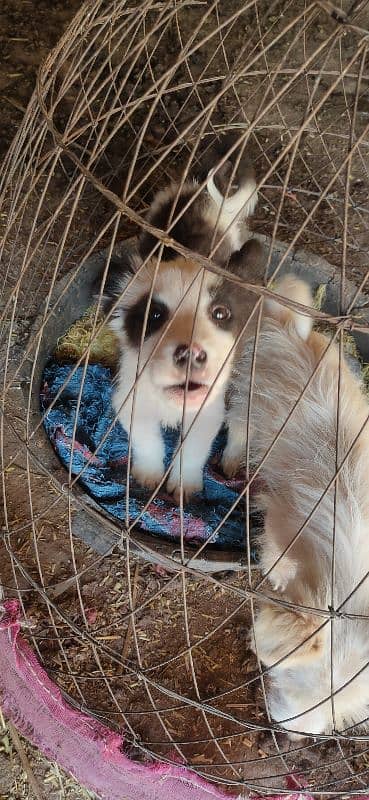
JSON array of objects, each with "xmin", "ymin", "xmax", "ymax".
[
  {"xmin": 93, "ymin": 248, "xmax": 139, "ymax": 319},
  {"xmin": 139, "ymin": 184, "xmax": 220, "ymax": 263},
  {"xmin": 251, "ymin": 605, "xmax": 324, "ymax": 669},
  {"xmin": 140, "ymin": 184, "xmax": 235, "ymax": 266},
  {"xmin": 227, "ymin": 238, "xmax": 265, "ymax": 279},
  {"xmin": 266, "ymin": 275, "xmax": 313, "ymax": 341},
  {"xmin": 196, "ymin": 132, "xmax": 255, "ymax": 194}
]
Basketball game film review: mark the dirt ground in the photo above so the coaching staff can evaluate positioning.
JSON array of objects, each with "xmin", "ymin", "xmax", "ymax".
[
  {"xmin": 2, "ymin": 1, "xmax": 369, "ymax": 799},
  {"xmin": 0, "ymin": 3, "xmax": 88, "ymax": 797},
  {"xmin": 0, "ymin": 0, "xmax": 83, "ymax": 159}
]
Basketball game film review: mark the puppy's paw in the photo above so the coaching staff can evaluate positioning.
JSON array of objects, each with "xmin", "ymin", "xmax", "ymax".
[
  {"xmin": 130, "ymin": 464, "xmax": 164, "ymax": 492},
  {"xmin": 268, "ymin": 572, "xmax": 289, "ymax": 593},
  {"xmin": 263, "ymin": 558, "xmax": 297, "ymax": 593},
  {"xmin": 287, "ymin": 731, "xmax": 306, "ymax": 742},
  {"xmin": 166, "ymin": 475, "xmax": 203, "ymax": 505},
  {"xmin": 221, "ymin": 448, "xmax": 243, "ymax": 479}
]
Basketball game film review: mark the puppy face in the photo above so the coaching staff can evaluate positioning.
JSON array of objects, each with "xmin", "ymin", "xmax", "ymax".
[
  {"xmin": 110, "ymin": 255, "xmax": 249, "ymax": 410},
  {"xmin": 253, "ymin": 606, "xmax": 369, "ymax": 738}
]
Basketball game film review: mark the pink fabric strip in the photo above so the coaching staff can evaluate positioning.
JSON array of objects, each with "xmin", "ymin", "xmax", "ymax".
[{"xmin": 0, "ymin": 599, "xmax": 334, "ymax": 800}]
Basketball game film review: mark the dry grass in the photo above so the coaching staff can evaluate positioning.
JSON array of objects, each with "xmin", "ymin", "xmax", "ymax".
[
  {"xmin": 0, "ymin": 709, "xmax": 97, "ymax": 800},
  {"xmin": 54, "ymin": 305, "xmax": 118, "ymax": 367}
]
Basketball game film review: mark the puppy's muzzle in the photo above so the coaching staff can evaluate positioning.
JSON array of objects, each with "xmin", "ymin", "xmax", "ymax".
[{"xmin": 173, "ymin": 343, "xmax": 207, "ymax": 368}]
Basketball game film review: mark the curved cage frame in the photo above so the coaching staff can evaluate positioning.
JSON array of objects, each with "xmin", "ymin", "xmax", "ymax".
[{"xmin": 2, "ymin": 0, "xmax": 369, "ymax": 794}]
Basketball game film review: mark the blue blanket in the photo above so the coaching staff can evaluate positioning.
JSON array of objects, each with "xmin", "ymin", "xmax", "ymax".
[{"xmin": 41, "ymin": 362, "xmax": 261, "ymax": 554}]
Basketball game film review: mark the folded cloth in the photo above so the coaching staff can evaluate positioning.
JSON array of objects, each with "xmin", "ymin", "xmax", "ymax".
[{"xmin": 41, "ymin": 361, "xmax": 261, "ymax": 553}]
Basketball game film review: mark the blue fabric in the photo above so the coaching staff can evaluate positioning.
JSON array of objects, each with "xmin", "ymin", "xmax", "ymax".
[{"xmin": 41, "ymin": 362, "xmax": 261, "ymax": 554}]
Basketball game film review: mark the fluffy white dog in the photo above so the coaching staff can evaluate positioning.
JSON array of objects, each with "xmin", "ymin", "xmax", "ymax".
[{"xmin": 224, "ymin": 274, "xmax": 369, "ymax": 738}]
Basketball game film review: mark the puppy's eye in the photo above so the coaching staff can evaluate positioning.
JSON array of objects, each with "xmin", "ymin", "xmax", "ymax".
[
  {"xmin": 125, "ymin": 295, "xmax": 169, "ymax": 345},
  {"xmin": 148, "ymin": 304, "xmax": 164, "ymax": 323},
  {"xmin": 211, "ymin": 304, "xmax": 231, "ymax": 322},
  {"xmin": 145, "ymin": 300, "xmax": 169, "ymax": 337}
]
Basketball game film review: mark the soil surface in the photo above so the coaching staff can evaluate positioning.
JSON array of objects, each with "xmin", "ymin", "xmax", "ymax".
[
  {"xmin": 0, "ymin": 0, "xmax": 82, "ymax": 159},
  {"xmin": 1, "ymin": 3, "xmax": 86, "ymax": 797}
]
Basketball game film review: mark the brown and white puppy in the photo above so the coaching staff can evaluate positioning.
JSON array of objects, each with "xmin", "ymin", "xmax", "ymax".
[
  {"xmin": 102, "ymin": 142, "xmax": 258, "ymax": 502},
  {"xmin": 223, "ymin": 276, "xmax": 369, "ymax": 738}
]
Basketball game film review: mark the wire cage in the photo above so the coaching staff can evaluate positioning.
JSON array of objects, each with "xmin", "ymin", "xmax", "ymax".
[{"xmin": 2, "ymin": 0, "xmax": 369, "ymax": 794}]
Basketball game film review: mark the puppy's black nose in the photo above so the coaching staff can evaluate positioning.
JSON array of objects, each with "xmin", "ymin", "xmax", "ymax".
[
  {"xmin": 173, "ymin": 344, "xmax": 189, "ymax": 366},
  {"xmin": 193, "ymin": 347, "xmax": 207, "ymax": 365},
  {"xmin": 173, "ymin": 344, "xmax": 207, "ymax": 367}
]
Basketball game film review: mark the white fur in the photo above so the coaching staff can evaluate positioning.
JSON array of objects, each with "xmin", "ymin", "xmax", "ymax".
[
  {"xmin": 206, "ymin": 170, "xmax": 258, "ymax": 251},
  {"xmin": 224, "ymin": 276, "xmax": 369, "ymax": 737},
  {"xmin": 166, "ymin": 391, "xmax": 226, "ymax": 500},
  {"xmin": 265, "ymin": 275, "xmax": 313, "ymax": 342}
]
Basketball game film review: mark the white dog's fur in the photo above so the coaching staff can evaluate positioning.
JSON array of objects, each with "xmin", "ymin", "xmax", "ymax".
[
  {"xmin": 103, "ymin": 146, "xmax": 258, "ymax": 502},
  {"xmin": 223, "ymin": 276, "xmax": 369, "ymax": 738}
]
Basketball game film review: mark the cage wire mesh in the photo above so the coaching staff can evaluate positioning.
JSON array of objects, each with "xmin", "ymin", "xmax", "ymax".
[{"xmin": 3, "ymin": 0, "xmax": 369, "ymax": 794}]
